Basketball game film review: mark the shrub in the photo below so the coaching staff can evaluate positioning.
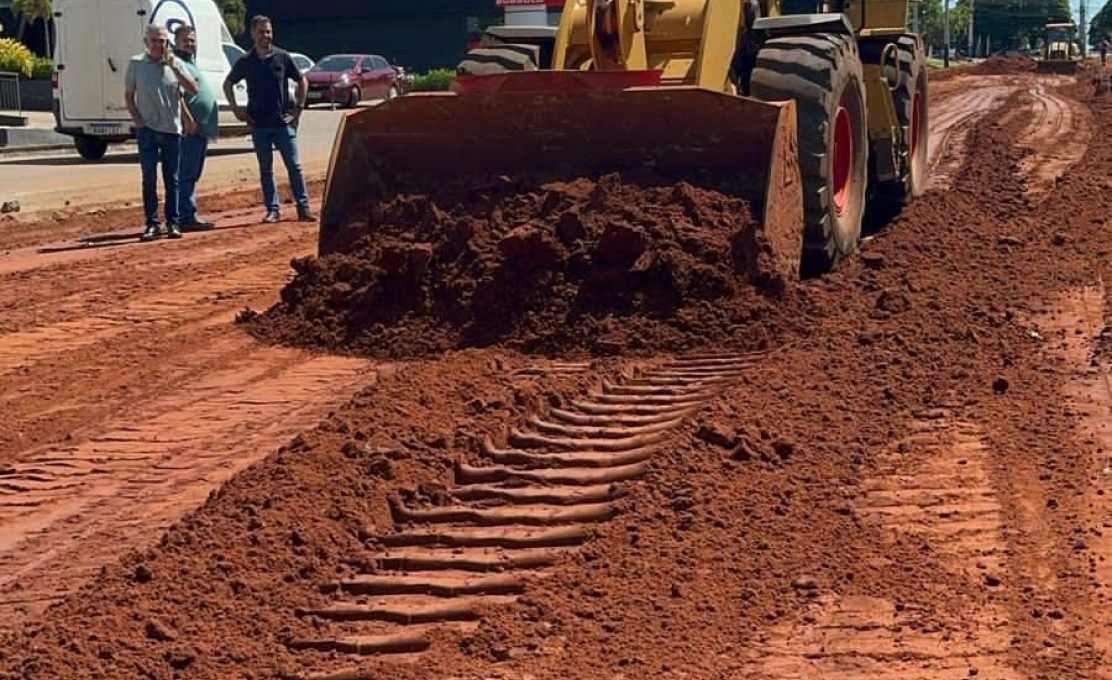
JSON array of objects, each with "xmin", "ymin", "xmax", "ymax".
[
  {"xmin": 0, "ymin": 37, "xmax": 33, "ymax": 78},
  {"xmin": 30, "ymin": 55, "xmax": 52, "ymax": 80},
  {"xmin": 409, "ymin": 68, "xmax": 456, "ymax": 92}
]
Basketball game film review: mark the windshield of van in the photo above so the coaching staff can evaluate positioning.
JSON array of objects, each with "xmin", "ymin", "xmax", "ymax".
[{"xmin": 313, "ymin": 56, "xmax": 358, "ymax": 72}]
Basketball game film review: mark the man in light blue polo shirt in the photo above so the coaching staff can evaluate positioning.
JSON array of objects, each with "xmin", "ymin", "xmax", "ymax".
[
  {"xmin": 124, "ymin": 24, "xmax": 198, "ymax": 242},
  {"xmin": 174, "ymin": 24, "xmax": 219, "ymax": 232}
]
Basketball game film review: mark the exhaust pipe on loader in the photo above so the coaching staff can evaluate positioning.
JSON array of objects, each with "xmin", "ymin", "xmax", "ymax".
[{"xmin": 318, "ymin": 71, "xmax": 805, "ymax": 279}]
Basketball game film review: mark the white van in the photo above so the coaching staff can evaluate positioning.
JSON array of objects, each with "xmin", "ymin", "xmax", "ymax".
[{"xmin": 52, "ymin": 0, "xmax": 250, "ymax": 159}]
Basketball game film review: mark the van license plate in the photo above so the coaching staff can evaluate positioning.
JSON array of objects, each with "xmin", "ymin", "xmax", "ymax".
[
  {"xmin": 89, "ymin": 124, "xmax": 122, "ymax": 135},
  {"xmin": 307, "ymin": 91, "xmax": 322, "ymax": 100}
]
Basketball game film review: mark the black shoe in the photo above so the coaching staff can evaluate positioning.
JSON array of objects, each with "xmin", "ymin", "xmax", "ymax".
[
  {"xmin": 297, "ymin": 208, "xmax": 318, "ymax": 222},
  {"xmin": 181, "ymin": 218, "xmax": 215, "ymax": 232},
  {"xmin": 167, "ymin": 224, "xmax": 183, "ymax": 239},
  {"xmin": 140, "ymin": 225, "xmax": 161, "ymax": 242},
  {"xmin": 262, "ymin": 210, "xmax": 281, "ymax": 223}
]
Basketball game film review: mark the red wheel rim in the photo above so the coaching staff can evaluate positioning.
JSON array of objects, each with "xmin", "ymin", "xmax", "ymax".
[
  {"xmin": 832, "ymin": 105, "xmax": 853, "ymax": 215},
  {"xmin": 911, "ymin": 90, "xmax": 922, "ymax": 164}
]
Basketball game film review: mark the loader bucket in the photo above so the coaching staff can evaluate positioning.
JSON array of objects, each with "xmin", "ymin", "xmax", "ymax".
[
  {"xmin": 319, "ymin": 71, "xmax": 804, "ymax": 278},
  {"xmin": 1037, "ymin": 59, "xmax": 1079, "ymax": 75}
]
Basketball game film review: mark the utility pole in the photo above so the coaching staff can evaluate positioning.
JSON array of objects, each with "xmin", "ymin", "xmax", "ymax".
[
  {"xmin": 944, "ymin": 0, "xmax": 951, "ymax": 66},
  {"xmin": 913, "ymin": 0, "xmax": 920, "ymax": 34},
  {"xmin": 1080, "ymin": 0, "xmax": 1088, "ymax": 57}
]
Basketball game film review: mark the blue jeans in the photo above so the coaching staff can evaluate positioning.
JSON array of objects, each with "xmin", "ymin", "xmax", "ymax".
[
  {"xmin": 137, "ymin": 127, "xmax": 181, "ymax": 227},
  {"xmin": 251, "ymin": 125, "xmax": 309, "ymax": 213},
  {"xmin": 179, "ymin": 134, "xmax": 209, "ymax": 223}
]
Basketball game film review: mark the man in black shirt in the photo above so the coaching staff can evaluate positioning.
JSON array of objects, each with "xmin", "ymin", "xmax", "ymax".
[{"xmin": 223, "ymin": 15, "xmax": 316, "ymax": 223}]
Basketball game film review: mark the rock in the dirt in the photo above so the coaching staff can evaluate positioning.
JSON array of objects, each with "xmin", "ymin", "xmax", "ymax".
[
  {"xmin": 860, "ymin": 252, "xmax": 886, "ymax": 270},
  {"xmin": 366, "ymin": 456, "xmax": 394, "ymax": 480},
  {"xmin": 992, "ymin": 377, "xmax": 1010, "ymax": 394},
  {"xmin": 595, "ymin": 222, "xmax": 647, "ymax": 264},
  {"xmin": 1051, "ymin": 232, "xmax": 1071, "ymax": 246},
  {"xmin": 165, "ymin": 649, "xmax": 196, "ymax": 670},
  {"xmin": 996, "ymin": 235, "xmax": 1024, "ymax": 246},
  {"xmin": 772, "ymin": 439, "xmax": 795, "ymax": 460},
  {"xmin": 695, "ymin": 423, "xmax": 737, "ymax": 449},
  {"xmin": 731, "ymin": 436, "xmax": 760, "ymax": 461},
  {"xmin": 132, "ymin": 563, "xmax": 154, "ymax": 583},
  {"xmin": 144, "ymin": 618, "xmax": 177, "ymax": 642},
  {"xmin": 498, "ymin": 225, "xmax": 563, "ymax": 270},
  {"xmin": 0, "ymin": 201, "xmax": 19, "ymax": 214},
  {"xmin": 791, "ymin": 576, "xmax": 818, "ymax": 591},
  {"xmin": 876, "ymin": 289, "xmax": 911, "ymax": 314}
]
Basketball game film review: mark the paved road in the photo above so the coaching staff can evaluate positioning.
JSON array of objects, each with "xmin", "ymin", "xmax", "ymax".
[{"xmin": 0, "ymin": 107, "xmax": 348, "ymax": 215}]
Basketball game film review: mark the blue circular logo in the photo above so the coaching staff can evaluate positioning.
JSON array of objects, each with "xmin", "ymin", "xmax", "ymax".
[{"xmin": 149, "ymin": 0, "xmax": 196, "ymax": 38}]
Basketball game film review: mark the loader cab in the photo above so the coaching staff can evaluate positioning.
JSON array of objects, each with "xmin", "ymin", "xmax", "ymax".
[{"xmin": 1044, "ymin": 22, "xmax": 1077, "ymax": 60}]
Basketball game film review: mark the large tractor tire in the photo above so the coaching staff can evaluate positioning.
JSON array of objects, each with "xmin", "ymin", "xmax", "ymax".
[
  {"xmin": 750, "ymin": 34, "xmax": 869, "ymax": 277},
  {"xmin": 456, "ymin": 44, "xmax": 540, "ymax": 76},
  {"xmin": 879, "ymin": 35, "xmax": 929, "ymax": 202}
]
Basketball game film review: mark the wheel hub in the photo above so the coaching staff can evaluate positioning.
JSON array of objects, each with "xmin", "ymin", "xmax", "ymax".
[
  {"xmin": 832, "ymin": 105, "xmax": 853, "ymax": 215},
  {"xmin": 911, "ymin": 90, "xmax": 922, "ymax": 165}
]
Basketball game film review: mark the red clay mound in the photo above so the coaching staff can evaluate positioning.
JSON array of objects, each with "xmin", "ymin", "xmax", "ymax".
[
  {"xmin": 969, "ymin": 54, "xmax": 1037, "ymax": 75},
  {"xmin": 248, "ymin": 174, "xmax": 787, "ymax": 358}
]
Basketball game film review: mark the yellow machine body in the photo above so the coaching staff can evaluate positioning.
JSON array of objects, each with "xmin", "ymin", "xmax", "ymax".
[
  {"xmin": 1038, "ymin": 22, "xmax": 1080, "ymax": 74},
  {"xmin": 319, "ymin": 0, "xmax": 922, "ymax": 278}
]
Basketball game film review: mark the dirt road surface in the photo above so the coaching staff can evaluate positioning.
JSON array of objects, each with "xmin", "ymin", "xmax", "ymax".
[{"xmin": 1, "ymin": 67, "xmax": 1111, "ymax": 680}]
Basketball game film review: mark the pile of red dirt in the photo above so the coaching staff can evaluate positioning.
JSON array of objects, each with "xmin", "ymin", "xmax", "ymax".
[
  {"xmin": 968, "ymin": 53, "xmax": 1037, "ymax": 74},
  {"xmin": 247, "ymin": 175, "xmax": 788, "ymax": 358}
]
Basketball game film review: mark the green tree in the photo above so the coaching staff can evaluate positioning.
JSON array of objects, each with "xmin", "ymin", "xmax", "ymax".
[
  {"xmin": 11, "ymin": 0, "xmax": 52, "ymax": 58},
  {"xmin": 1091, "ymin": 0, "xmax": 1112, "ymax": 43},
  {"xmin": 215, "ymin": 0, "xmax": 246, "ymax": 36},
  {"xmin": 919, "ymin": 0, "xmax": 970, "ymax": 50},
  {"xmin": 973, "ymin": 0, "xmax": 1072, "ymax": 50}
]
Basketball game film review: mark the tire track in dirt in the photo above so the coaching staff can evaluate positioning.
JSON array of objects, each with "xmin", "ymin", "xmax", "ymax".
[
  {"xmin": 0, "ymin": 209, "xmax": 334, "ymax": 459},
  {"xmin": 0, "ymin": 212, "xmax": 295, "ymax": 333},
  {"xmin": 0, "ymin": 203, "xmax": 382, "ymax": 631},
  {"xmin": 283, "ymin": 354, "xmax": 763, "ymax": 679},
  {"xmin": 1041, "ymin": 284, "xmax": 1112, "ymax": 676},
  {"xmin": 927, "ymin": 83, "xmax": 1018, "ymax": 190},
  {"xmin": 1016, "ymin": 82, "xmax": 1092, "ymax": 203},
  {"xmin": 0, "ymin": 348, "xmax": 373, "ymax": 630},
  {"xmin": 740, "ymin": 415, "xmax": 1021, "ymax": 680}
]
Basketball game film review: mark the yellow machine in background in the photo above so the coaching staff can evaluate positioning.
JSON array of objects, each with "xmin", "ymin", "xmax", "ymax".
[
  {"xmin": 1038, "ymin": 22, "xmax": 1080, "ymax": 74},
  {"xmin": 320, "ymin": 0, "xmax": 929, "ymax": 278}
]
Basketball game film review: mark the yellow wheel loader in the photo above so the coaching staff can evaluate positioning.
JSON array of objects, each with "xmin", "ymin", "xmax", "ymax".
[
  {"xmin": 319, "ymin": 0, "xmax": 929, "ymax": 278},
  {"xmin": 1037, "ymin": 22, "xmax": 1080, "ymax": 75}
]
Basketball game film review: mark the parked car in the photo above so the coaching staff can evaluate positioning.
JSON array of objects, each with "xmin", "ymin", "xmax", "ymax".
[{"xmin": 305, "ymin": 54, "xmax": 404, "ymax": 108}]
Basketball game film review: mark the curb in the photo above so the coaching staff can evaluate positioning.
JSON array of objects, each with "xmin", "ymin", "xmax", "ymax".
[{"xmin": 0, "ymin": 143, "xmax": 75, "ymax": 158}]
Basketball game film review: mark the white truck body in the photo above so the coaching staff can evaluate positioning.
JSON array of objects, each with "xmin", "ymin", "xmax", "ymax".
[{"xmin": 52, "ymin": 0, "xmax": 250, "ymax": 159}]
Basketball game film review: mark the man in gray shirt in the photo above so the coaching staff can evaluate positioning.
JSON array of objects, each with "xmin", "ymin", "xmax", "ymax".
[{"xmin": 125, "ymin": 24, "xmax": 198, "ymax": 242}]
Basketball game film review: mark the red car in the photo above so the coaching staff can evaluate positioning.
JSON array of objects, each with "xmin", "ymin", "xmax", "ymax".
[{"xmin": 305, "ymin": 54, "xmax": 405, "ymax": 108}]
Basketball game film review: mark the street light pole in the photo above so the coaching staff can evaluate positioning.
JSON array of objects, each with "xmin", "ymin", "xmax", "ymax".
[{"xmin": 944, "ymin": 0, "xmax": 951, "ymax": 66}]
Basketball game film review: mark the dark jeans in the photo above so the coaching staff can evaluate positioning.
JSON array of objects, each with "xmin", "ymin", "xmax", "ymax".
[
  {"xmin": 179, "ymin": 134, "xmax": 209, "ymax": 223},
  {"xmin": 251, "ymin": 124, "xmax": 310, "ymax": 213},
  {"xmin": 137, "ymin": 127, "xmax": 181, "ymax": 227}
]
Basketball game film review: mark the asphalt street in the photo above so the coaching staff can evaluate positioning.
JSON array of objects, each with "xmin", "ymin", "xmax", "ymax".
[{"xmin": 0, "ymin": 107, "xmax": 349, "ymax": 215}]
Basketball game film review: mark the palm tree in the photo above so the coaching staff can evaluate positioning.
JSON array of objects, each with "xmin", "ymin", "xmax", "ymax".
[{"xmin": 11, "ymin": 0, "xmax": 53, "ymax": 59}]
